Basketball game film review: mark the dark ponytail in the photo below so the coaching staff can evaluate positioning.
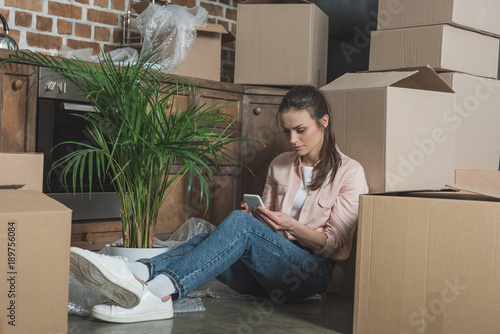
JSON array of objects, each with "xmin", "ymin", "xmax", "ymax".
[{"xmin": 277, "ymin": 85, "xmax": 342, "ymax": 190}]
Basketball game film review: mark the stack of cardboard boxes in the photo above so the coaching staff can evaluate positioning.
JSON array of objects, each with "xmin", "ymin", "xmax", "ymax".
[
  {"xmin": 371, "ymin": 0, "xmax": 500, "ymax": 183},
  {"xmin": 322, "ymin": 0, "xmax": 500, "ymax": 194},
  {"xmin": 334, "ymin": 1, "xmax": 500, "ymax": 333}
]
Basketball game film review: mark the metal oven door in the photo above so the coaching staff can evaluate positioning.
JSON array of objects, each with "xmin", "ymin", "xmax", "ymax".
[{"xmin": 37, "ymin": 74, "xmax": 121, "ymax": 221}]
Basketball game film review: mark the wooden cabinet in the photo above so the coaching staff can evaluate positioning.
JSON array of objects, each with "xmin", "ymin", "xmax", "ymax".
[
  {"xmin": 0, "ymin": 61, "xmax": 38, "ymax": 152},
  {"xmin": 241, "ymin": 86, "xmax": 289, "ymax": 196}
]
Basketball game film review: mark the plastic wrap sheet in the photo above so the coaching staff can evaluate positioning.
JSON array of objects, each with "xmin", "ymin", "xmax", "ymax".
[
  {"xmin": 58, "ymin": 45, "xmax": 94, "ymax": 61},
  {"xmin": 105, "ymin": 47, "xmax": 139, "ymax": 62},
  {"xmin": 135, "ymin": 3, "xmax": 208, "ymax": 72}
]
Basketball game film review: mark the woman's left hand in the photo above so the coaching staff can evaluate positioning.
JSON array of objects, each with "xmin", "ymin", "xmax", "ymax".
[{"xmin": 252, "ymin": 206, "xmax": 296, "ymax": 233}]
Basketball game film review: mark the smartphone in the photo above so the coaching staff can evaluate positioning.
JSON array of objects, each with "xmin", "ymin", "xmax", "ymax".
[{"xmin": 243, "ymin": 194, "xmax": 265, "ymax": 211}]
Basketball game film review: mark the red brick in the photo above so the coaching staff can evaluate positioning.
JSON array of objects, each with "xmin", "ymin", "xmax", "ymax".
[
  {"xmin": 5, "ymin": 0, "xmax": 43, "ymax": 12},
  {"xmin": 75, "ymin": 23, "xmax": 92, "ymax": 39},
  {"xmin": 113, "ymin": 28, "xmax": 123, "ymax": 44},
  {"xmin": 171, "ymin": 0, "xmax": 196, "ymax": 7},
  {"xmin": 66, "ymin": 39, "xmax": 100, "ymax": 55},
  {"xmin": 9, "ymin": 29, "xmax": 20, "ymax": 47},
  {"xmin": 104, "ymin": 44, "xmax": 120, "ymax": 53},
  {"xmin": 94, "ymin": 0, "xmax": 108, "ymax": 9},
  {"xmin": 207, "ymin": 17, "xmax": 216, "ymax": 25},
  {"xmin": 219, "ymin": 0, "xmax": 232, "ymax": 5},
  {"xmin": 26, "ymin": 32, "xmax": 62, "ymax": 50},
  {"xmin": 36, "ymin": 15, "xmax": 53, "ymax": 32},
  {"xmin": 226, "ymin": 8, "xmax": 237, "ymax": 21},
  {"xmin": 201, "ymin": 3, "xmax": 224, "ymax": 17},
  {"xmin": 0, "ymin": 9, "xmax": 10, "ymax": 22},
  {"xmin": 57, "ymin": 19, "xmax": 73, "ymax": 35},
  {"xmin": 15, "ymin": 12, "xmax": 32, "ymax": 28},
  {"xmin": 87, "ymin": 9, "xmax": 118, "ymax": 26},
  {"xmin": 111, "ymin": 0, "xmax": 126, "ymax": 11},
  {"xmin": 95, "ymin": 26, "xmax": 111, "ymax": 42},
  {"xmin": 48, "ymin": 2, "xmax": 82, "ymax": 20},
  {"xmin": 76, "ymin": 0, "xmax": 90, "ymax": 4}
]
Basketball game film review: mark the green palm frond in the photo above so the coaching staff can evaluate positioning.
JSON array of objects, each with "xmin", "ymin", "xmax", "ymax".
[{"xmin": 3, "ymin": 49, "xmax": 259, "ymax": 248}]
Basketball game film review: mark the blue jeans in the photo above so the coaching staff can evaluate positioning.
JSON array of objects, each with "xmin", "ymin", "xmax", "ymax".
[{"xmin": 139, "ymin": 210, "xmax": 335, "ymax": 302}]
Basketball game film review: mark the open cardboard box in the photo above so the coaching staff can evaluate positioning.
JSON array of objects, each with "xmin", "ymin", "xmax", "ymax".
[
  {"xmin": 354, "ymin": 184, "xmax": 500, "ymax": 333},
  {"xmin": 0, "ymin": 153, "xmax": 72, "ymax": 334},
  {"xmin": 321, "ymin": 66, "xmax": 456, "ymax": 193},
  {"xmin": 234, "ymin": 0, "xmax": 328, "ymax": 87}
]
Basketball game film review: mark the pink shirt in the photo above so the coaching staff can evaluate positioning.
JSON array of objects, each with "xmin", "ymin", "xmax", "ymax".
[{"xmin": 261, "ymin": 150, "xmax": 369, "ymax": 260}]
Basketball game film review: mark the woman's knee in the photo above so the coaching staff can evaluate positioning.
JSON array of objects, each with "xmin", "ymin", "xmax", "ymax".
[{"xmin": 219, "ymin": 210, "xmax": 261, "ymax": 232}]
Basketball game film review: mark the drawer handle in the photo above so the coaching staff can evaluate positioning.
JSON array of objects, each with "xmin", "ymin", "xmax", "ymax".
[
  {"xmin": 253, "ymin": 107, "xmax": 262, "ymax": 115},
  {"xmin": 83, "ymin": 232, "xmax": 93, "ymax": 242},
  {"xmin": 12, "ymin": 79, "xmax": 23, "ymax": 91}
]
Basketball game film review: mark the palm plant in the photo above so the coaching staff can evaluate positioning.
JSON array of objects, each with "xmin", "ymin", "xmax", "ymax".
[{"xmin": 5, "ymin": 50, "xmax": 252, "ymax": 248}]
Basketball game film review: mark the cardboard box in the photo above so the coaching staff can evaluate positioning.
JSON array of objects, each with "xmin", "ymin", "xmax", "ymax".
[
  {"xmin": 0, "ymin": 154, "xmax": 72, "ymax": 334},
  {"xmin": 354, "ymin": 185, "xmax": 500, "ymax": 334},
  {"xmin": 378, "ymin": 0, "xmax": 500, "ymax": 37},
  {"xmin": 173, "ymin": 24, "xmax": 232, "ymax": 82},
  {"xmin": 234, "ymin": 0, "xmax": 328, "ymax": 87},
  {"xmin": 455, "ymin": 170, "xmax": 500, "ymax": 190},
  {"xmin": 0, "ymin": 153, "xmax": 43, "ymax": 192},
  {"xmin": 131, "ymin": 0, "xmax": 232, "ymax": 82},
  {"xmin": 369, "ymin": 24, "xmax": 500, "ymax": 79},
  {"xmin": 438, "ymin": 72, "xmax": 500, "ymax": 170},
  {"xmin": 321, "ymin": 67, "xmax": 456, "ymax": 193}
]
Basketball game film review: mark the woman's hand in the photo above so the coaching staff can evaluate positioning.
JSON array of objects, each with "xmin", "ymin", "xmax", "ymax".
[
  {"xmin": 254, "ymin": 206, "xmax": 327, "ymax": 251},
  {"xmin": 252, "ymin": 206, "xmax": 296, "ymax": 235},
  {"xmin": 240, "ymin": 200, "xmax": 252, "ymax": 215}
]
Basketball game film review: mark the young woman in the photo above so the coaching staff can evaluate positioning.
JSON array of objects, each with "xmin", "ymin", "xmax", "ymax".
[{"xmin": 69, "ymin": 85, "xmax": 369, "ymax": 323}]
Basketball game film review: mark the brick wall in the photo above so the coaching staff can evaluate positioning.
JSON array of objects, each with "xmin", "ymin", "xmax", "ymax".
[{"xmin": 0, "ymin": 0, "xmax": 241, "ymax": 82}]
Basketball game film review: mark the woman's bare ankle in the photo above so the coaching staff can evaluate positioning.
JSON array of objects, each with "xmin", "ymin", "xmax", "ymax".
[{"xmin": 133, "ymin": 274, "xmax": 145, "ymax": 286}]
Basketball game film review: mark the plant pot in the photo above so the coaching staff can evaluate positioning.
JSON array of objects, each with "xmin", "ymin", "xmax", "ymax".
[{"xmin": 105, "ymin": 245, "xmax": 169, "ymax": 262}]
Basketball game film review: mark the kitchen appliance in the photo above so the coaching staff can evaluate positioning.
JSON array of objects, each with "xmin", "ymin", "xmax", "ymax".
[
  {"xmin": 0, "ymin": 14, "xmax": 18, "ymax": 50},
  {"xmin": 36, "ymin": 67, "xmax": 121, "ymax": 220}
]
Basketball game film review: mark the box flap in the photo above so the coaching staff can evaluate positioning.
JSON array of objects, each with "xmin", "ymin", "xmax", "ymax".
[
  {"xmin": 321, "ymin": 70, "xmax": 418, "ymax": 91},
  {"xmin": 321, "ymin": 66, "xmax": 455, "ymax": 93},
  {"xmin": 195, "ymin": 24, "xmax": 235, "ymax": 43},
  {"xmin": 240, "ymin": 0, "xmax": 310, "ymax": 4},
  {"xmin": 446, "ymin": 184, "xmax": 500, "ymax": 200},
  {"xmin": 390, "ymin": 66, "xmax": 455, "ymax": 93}
]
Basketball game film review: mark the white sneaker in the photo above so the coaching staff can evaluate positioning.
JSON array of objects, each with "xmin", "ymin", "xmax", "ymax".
[
  {"xmin": 69, "ymin": 247, "xmax": 144, "ymax": 308},
  {"xmin": 91, "ymin": 288, "xmax": 173, "ymax": 323}
]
